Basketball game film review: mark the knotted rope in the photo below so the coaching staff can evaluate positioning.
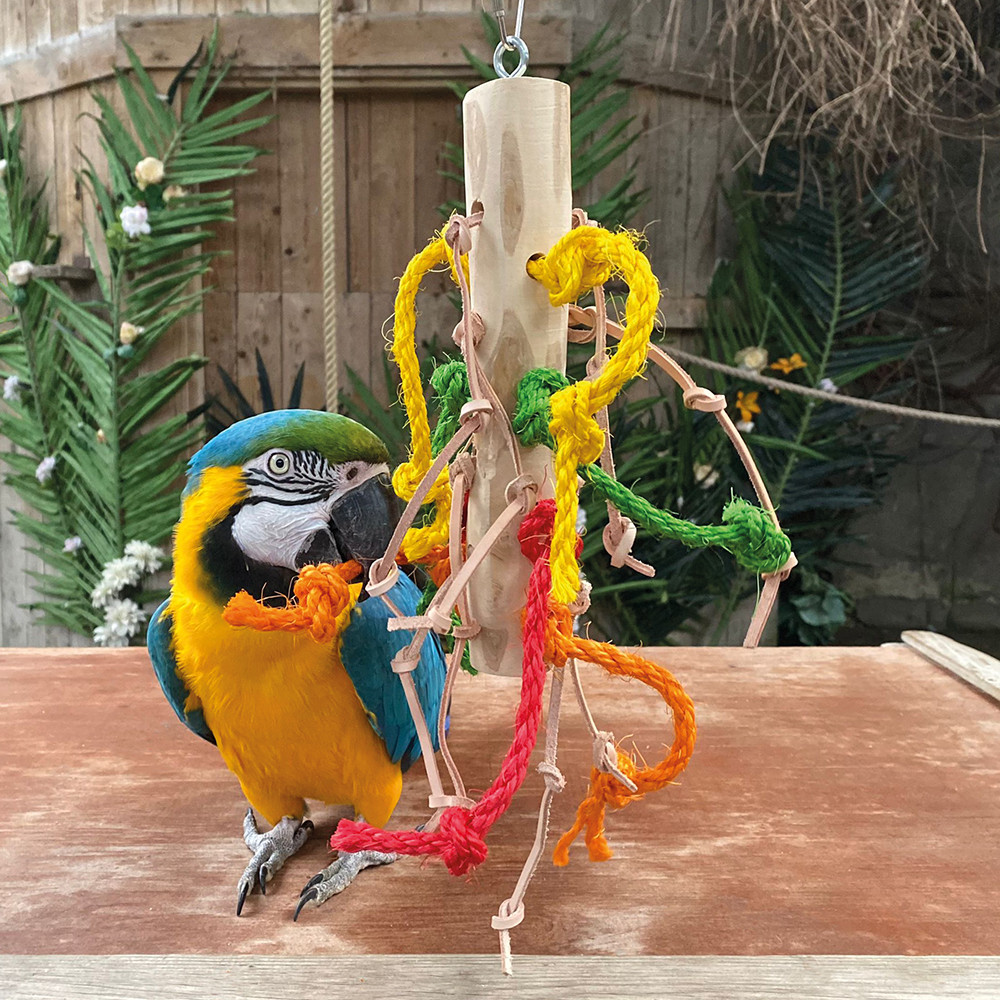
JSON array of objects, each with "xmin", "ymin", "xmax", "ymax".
[
  {"xmin": 222, "ymin": 561, "xmax": 363, "ymax": 643},
  {"xmin": 330, "ymin": 503, "xmax": 562, "ymax": 875},
  {"xmin": 526, "ymin": 227, "xmax": 659, "ymax": 604}
]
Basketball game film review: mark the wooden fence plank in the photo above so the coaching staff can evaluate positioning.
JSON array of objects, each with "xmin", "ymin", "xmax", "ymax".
[
  {"xmin": 278, "ymin": 92, "xmax": 323, "ymax": 294},
  {"xmin": 234, "ymin": 291, "xmax": 282, "ymax": 410},
  {"xmin": 47, "ymin": 0, "xmax": 79, "ymax": 41},
  {"xmin": 280, "ymin": 291, "xmax": 325, "ymax": 410},
  {"xmin": 682, "ymin": 97, "xmax": 721, "ymax": 297},
  {"xmin": 368, "ymin": 95, "xmax": 415, "ymax": 295},
  {"xmin": 345, "ymin": 95, "xmax": 372, "ymax": 293}
]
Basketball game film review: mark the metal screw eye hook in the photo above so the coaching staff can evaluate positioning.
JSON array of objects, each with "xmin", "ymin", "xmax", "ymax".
[{"xmin": 493, "ymin": 35, "xmax": 530, "ymax": 78}]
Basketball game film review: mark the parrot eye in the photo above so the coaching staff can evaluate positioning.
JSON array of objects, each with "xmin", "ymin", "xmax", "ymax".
[{"xmin": 266, "ymin": 450, "xmax": 293, "ymax": 478}]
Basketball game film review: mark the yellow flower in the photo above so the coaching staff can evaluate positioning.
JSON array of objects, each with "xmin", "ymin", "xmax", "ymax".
[
  {"xmin": 134, "ymin": 156, "xmax": 165, "ymax": 191},
  {"xmin": 735, "ymin": 390, "xmax": 761, "ymax": 424},
  {"xmin": 163, "ymin": 184, "xmax": 186, "ymax": 203},
  {"xmin": 770, "ymin": 352, "xmax": 807, "ymax": 375}
]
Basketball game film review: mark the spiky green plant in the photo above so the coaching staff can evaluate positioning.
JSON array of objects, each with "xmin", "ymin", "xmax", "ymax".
[
  {"xmin": 0, "ymin": 31, "xmax": 268, "ymax": 640},
  {"xmin": 441, "ymin": 16, "xmax": 646, "ymax": 228},
  {"xmin": 699, "ymin": 142, "xmax": 926, "ymax": 644}
]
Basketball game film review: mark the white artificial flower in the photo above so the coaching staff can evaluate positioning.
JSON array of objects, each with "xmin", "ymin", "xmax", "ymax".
[
  {"xmin": 134, "ymin": 156, "xmax": 165, "ymax": 191},
  {"xmin": 735, "ymin": 420, "xmax": 755, "ymax": 434},
  {"xmin": 7, "ymin": 260, "xmax": 34, "ymax": 286},
  {"xmin": 124, "ymin": 540, "xmax": 164, "ymax": 574},
  {"xmin": 93, "ymin": 624, "xmax": 127, "ymax": 648},
  {"xmin": 0, "ymin": 159, "xmax": 7, "ymax": 179},
  {"xmin": 119, "ymin": 321, "xmax": 143, "ymax": 345},
  {"xmin": 90, "ymin": 578, "xmax": 117, "ymax": 608},
  {"xmin": 96, "ymin": 428, "xmax": 107, "ymax": 444},
  {"xmin": 120, "ymin": 204, "xmax": 151, "ymax": 239},
  {"xmin": 693, "ymin": 462, "xmax": 720, "ymax": 489},
  {"xmin": 34, "ymin": 455, "xmax": 56, "ymax": 484},
  {"xmin": 3, "ymin": 375, "xmax": 21, "ymax": 402},
  {"xmin": 63, "ymin": 536, "xmax": 82, "ymax": 553},
  {"xmin": 103, "ymin": 597, "xmax": 144, "ymax": 639},
  {"xmin": 734, "ymin": 346, "xmax": 769, "ymax": 373},
  {"xmin": 818, "ymin": 377, "xmax": 838, "ymax": 393},
  {"xmin": 102, "ymin": 556, "xmax": 144, "ymax": 592},
  {"xmin": 163, "ymin": 184, "xmax": 186, "ymax": 203}
]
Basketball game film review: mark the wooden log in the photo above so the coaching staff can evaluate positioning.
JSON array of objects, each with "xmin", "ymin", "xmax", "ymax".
[{"xmin": 462, "ymin": 76, "xmax": 571, "ymax": 676}]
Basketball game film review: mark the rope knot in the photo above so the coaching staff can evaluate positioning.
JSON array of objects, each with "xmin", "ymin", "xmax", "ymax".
[
  {"xmin": 512, "ymin": 368, "xmax": 569, "ymax": 449},
  {"xmin": 721, "ymin": 498, "xmax": 792, "ymax": 573},
  {"xmin": 437, "ymin": 806, "xmax": 488, "ymax": 876},
  {"xmin": 223, "ymin": 560, "xmax": 362, "ymax": 644},
  {"xmin": 549, "ymin": 383, "xmax": 604, "ymax": 466},
  {"xmin": 682, "ymin": 385, "xmax": 726, "ymax": 412}
]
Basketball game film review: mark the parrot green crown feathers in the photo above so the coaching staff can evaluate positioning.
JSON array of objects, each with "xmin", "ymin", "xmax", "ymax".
[{"xmin": 185, "ymin": 410, "xmax": 389, "ymax": 496}]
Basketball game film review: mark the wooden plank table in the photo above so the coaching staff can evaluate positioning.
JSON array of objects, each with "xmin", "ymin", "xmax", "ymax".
[{"xmin": 2, "ymin": 645, "xmax": 999, "ymax": 998}]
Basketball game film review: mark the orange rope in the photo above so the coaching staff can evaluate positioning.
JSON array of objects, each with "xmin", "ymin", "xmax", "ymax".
[
  {"xmin": 222, "ymin": 561, "xmax": 363, "ymax": 644},
  {"xmin": 549, "ymin": 625, "xmax": 697, "ymax": 866}
]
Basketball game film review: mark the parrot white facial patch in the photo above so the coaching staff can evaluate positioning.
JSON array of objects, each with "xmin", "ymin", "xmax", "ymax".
[{"xmin": 231, "ymin": 499, "xmax": 329, "ymax": 571}]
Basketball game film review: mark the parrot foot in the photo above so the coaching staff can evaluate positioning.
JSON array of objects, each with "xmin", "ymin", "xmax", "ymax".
[
  {"xmin": 236, "ymin": 809, "xmax": 313, "ymax": 916},
  {"xmin": 293, "ymin": 849, "xmax": 397, "ymax": 921}
]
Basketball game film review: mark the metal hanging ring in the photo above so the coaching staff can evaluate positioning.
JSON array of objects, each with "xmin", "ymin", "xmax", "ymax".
[{"xmin": 493, "ymin": 35, "xmax": 529, "ymax": 78}]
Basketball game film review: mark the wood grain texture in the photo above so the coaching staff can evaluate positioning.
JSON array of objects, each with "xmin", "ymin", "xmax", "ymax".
[
  {"xmin": 4, "ymin": 955, "xmax": 1000, "ymax": 1000},
  {"xmin": 462, "ymin": 76, "xmax": 572, "ymax": 676},
  {"xmin": 3, "ymin": 645, "xmax": 999, "ymax": 957},
  {"xmin": 0, "ymin": 10, "xmax": 726, "ymax": 104}
]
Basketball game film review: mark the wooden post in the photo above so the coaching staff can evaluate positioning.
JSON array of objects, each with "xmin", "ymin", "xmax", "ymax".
[{"xmin": 462, "ymin": 77, "xmax": 572, "ymax": 677}]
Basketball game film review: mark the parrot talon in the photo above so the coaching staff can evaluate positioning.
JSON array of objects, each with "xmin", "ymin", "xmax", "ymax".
[
  {"xmin": 293, "ymin": 849, "xmax": 398, "ymax": 919},
  {"xmin": 236, "ymin": 880, "xmax": 250, "ymax": 917},
  {"xmin": 292, "ymin": 887, "xmax": 318, "ymax": 922},
  {"xmin": 301, "ymin": 871, "xmax": 325, "ymax": 894},
  {"xmin": 235, "ymin": 812, "xmax": 312, "ymax": 915}
]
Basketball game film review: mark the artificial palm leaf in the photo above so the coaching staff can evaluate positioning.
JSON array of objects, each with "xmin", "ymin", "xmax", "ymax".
[{"xmin": 0, "ymin": 30, "xmax": 268, "ymax": 640}]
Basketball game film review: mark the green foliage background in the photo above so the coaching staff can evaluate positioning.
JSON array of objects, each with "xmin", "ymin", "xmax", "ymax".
[{"xmin": 0, "ymin": 32, "xmax": 268, "ymax": 636}]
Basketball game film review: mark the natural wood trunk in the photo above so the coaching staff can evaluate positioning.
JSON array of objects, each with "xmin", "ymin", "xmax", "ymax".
[{"xmin": 462, "ymin": 76, "xmax": 572, "ymax": 676}]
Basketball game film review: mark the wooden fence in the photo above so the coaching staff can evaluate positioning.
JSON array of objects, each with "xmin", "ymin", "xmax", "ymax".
[{"xmin": 0, "ymin": 0, "xmax": 736, "ymax": 644}]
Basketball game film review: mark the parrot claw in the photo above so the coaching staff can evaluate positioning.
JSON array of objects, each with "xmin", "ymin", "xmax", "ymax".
[
  {"xmin": 235, "ymin": 810, "xmax": 312, "ymax": 916},
  {"xmin": 292, "ymin": 849, "xmax": 397, "ymax": 921}
]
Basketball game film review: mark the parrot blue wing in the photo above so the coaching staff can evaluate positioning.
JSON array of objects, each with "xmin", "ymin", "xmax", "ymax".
[
  {"xmin": 147, "ymin": 600, "xmax": 216, "ymax": 745},
  {"xmin": 339, "ymin": 574, "xmax": 447, "ymax": 771}
]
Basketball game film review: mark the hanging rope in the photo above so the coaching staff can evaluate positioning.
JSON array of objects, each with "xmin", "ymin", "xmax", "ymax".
[
  {"xmin": 665, "ymin": 344, "xmax": 1000, "ymax": 430},
  {"xmin": 320, "ymin": 0, "xmax": 338, "ymax": 409}
]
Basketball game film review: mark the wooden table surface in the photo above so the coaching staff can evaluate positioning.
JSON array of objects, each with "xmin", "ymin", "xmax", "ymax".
[{"xmin": 2, "ymin": 644, "xmax": 999, "ymax": 995}]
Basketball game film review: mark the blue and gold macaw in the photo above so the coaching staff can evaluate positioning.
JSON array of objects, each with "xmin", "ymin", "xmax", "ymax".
[{"xmin": 147, "ymin": 410, "xmax": 445, "ymax": 918}]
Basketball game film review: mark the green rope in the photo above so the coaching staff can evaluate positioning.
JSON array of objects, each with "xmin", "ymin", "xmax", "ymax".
[
  {"xmin": 430, "ymin": 360, "xmax": 470, "ymax": 457},
  {"xmin": 512, "ymin": 367, "xmax": 569, "ymax": 449},
  {"xmin": 585, "ymin": 465, "xmax": 791, "ymax": 574},
  {"xmin": 428, "ymin": 364, "xmax": 791, "ymax": 574},
  {"xmin": 512, "ymin": 367, "xmax": 792, "ymax": 575}
]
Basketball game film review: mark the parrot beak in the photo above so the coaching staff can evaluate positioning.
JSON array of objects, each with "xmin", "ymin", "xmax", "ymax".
[{"xmin": 325, "ymin": 472, "xmax": 398, "ymax": 574}]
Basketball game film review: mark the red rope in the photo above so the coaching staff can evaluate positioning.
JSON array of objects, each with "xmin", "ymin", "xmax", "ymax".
[{"xmin": 330, "ymin": 501, "xmax": 568, "ymax": 876}]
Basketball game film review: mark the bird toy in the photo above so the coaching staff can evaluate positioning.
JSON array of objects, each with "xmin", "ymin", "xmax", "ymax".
[{"xmin": 149, "ymin": 5, "xmax": 795, "ymax": 977}]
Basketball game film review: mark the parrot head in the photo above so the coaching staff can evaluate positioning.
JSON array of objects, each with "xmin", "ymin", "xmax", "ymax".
[{"xmin": 180, "ymin": 410, "xmax": 396, "ymax": 604}]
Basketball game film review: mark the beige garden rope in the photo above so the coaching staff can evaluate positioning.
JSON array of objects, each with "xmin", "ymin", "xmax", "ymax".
[
  {"xmin": 662, "ymin": 344, "xmax": 1000, "ymax": 430},
  {"xmin": 320, "ymin": 0, "xmax": 338, "ymax": 408}
]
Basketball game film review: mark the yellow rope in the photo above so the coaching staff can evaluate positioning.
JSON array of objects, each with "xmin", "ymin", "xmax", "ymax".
[
  {"xmin": 526, "ymin": 228, "xmax": 659, "ymax": 603},
  {"xmin": 389, "ymin": 230, "xmax": 466, "ymax": 561}
]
